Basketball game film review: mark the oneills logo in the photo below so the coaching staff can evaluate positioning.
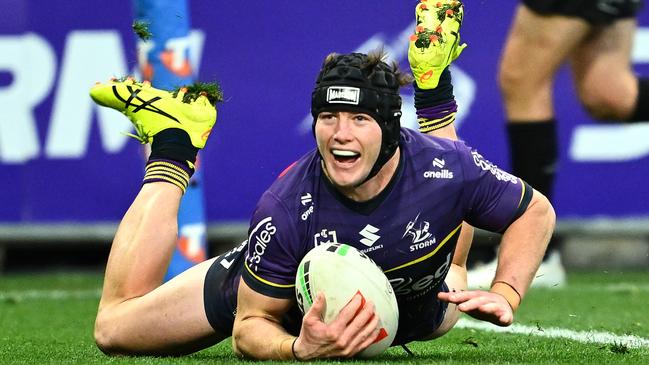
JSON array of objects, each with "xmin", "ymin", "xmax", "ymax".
[{"xmin": 326, "ymin": 86, "xmax": 360, "ymax": 105}]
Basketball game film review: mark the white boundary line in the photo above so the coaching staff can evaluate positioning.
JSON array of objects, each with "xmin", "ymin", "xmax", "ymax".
[
  {"xmin": 572, "ymin": 283, "xmax": 649, "ymax": 292},
  {"xmin": 457, "ymin": 318, "xmax": 649, "ymax": 349}
]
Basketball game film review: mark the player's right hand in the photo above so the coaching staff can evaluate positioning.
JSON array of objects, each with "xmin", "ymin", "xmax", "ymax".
[
  {"xmin": 293, "ymin": 292, "xmax": 381, "ymax": 359},
  {"xmin": 438, "ymin": 289, "xmax": 514, "ymax": 326}
]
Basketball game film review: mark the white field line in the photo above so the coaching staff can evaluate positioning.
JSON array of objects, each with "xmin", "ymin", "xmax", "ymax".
[
  {"xmin": 570, "ymin": 283, "xmax": 649, "ymax": 292},
  {"xmin": 0, "ymin": 289, "xmax": 102, "ymax": 301},
  {"xmin": 457, "ymin": 318, "xmax": 649, "ymax": 348}
]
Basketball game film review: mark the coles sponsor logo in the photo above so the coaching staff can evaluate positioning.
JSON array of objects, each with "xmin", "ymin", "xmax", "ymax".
[
  {"xmin": 247, "ymin": 217, "xmax": 277, "ymax": 269},
  {"xmin": 471, "ymin": 151, "xmax": 518, "ymax": 183}
]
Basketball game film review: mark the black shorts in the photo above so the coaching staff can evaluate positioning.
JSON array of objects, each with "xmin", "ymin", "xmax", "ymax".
[
  {"xmin": 203, "ymin": 246, "xmax": 302, "ymax": 336},
  {"xmin": 392, "ymin": 282, "xmax": 449, "ymax": 345},
  {"xmin": 203, "ymin": 251, "xmax": 241, "ymax": 335},
  {"xmin": 522, "ymin": 0, "xmax": 644, "ymax": 25}
]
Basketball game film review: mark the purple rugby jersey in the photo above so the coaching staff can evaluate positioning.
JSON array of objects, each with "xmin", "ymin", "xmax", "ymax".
[{"xmin": 220, "ymin": 128, "xmax": 531, "ymax": 343}]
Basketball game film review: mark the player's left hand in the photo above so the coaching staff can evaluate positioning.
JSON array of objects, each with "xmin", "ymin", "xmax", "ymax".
[{"xmin": 438, "ymin": 290, "xmax": 514, "ymax": 327}]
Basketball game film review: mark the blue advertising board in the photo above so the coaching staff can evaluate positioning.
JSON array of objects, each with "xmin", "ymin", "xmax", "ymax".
[{"xmin": 1, "ymin": 1, "xmax": 648, "ymax": 224}]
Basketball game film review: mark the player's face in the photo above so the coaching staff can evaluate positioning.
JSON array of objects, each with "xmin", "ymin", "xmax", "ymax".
[{"xmin": 315, "ymin": 111, "xmax": 382, "ymax": 188}]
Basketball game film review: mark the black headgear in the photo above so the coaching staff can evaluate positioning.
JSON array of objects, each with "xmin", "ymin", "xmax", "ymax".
[{"xmin": 311, "ymin": 53, "xmax": 402, "ymax": 185}]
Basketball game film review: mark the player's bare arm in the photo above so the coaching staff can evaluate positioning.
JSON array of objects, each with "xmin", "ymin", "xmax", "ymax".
[
  {"xmin": 231, "ymin": 279, "xmax": 295, "ymax": 359},
  {"xmin": 232, "ymin": 279, "xmax": 379, "ymax": 360},
  {"xmin": 438, "ymin": 190, "xmax": 555, "ymax": 326}
]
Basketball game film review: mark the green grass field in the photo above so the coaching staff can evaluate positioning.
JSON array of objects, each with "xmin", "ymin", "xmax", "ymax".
[{"xmin": 1, "ymin": 271, "xmax": 648, "ymax": 364}]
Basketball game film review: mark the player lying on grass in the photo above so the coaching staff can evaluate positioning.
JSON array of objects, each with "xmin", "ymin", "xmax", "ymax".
[{"xmin": 91, "ymin": 0, "xmax": 555, "ymax": 359}]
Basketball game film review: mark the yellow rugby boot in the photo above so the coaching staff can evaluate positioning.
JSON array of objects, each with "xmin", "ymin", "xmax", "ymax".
[
  {"xmin": 89, "ymin": 77, "xmax": 217, "ymax": 149},
  {"xmin": 408, "ymin": 0, "xmax": 467, "ymax": 89}
]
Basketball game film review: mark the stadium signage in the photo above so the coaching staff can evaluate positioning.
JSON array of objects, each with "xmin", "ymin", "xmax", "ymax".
[{"xmin": 0, "ymin": 31, "xmax": 203, "ymax": 164}]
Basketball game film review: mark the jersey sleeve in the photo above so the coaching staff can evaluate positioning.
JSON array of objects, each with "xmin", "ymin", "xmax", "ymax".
[
  {"xmin": 457, "ymin": 142, "xmax": 533, "ymax": 233},
  {"xmin": 241, "ymin": 190, "xmax": 302, "ymax": 299}
]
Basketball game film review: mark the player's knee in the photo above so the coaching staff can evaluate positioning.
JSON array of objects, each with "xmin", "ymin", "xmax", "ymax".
[
  {"xmin": 497, "ymin": 63, "xmax": 520, "ymax": 101},
  {"xmin": 580, "ymin": 89, "xmax": 630, "ymax": 120},
  {"xmin": 498, "ymin": 64, "xmax": 541, "ymax": 104},
  {"xmin": 577, "ymin": 78, "xmax": 635, "ymax": 120}
]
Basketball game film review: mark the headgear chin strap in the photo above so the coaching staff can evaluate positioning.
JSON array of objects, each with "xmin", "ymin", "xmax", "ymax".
[{"xmin": 311, "ymin": 53, "xmax": 403, "ymax": 185}]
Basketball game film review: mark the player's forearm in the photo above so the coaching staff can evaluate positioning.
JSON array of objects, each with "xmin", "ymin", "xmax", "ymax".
[
  {"xmin": 493, "ymin": 191, "xmax": 555, "ymax": 306},
  {"xmin": 232, "ymin": 316, "xmax": 296, "ymax": 360}
]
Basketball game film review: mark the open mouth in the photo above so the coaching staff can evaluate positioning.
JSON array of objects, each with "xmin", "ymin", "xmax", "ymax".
[{"xmin": 331, "ymin": 149, "xmax": 360, "ymax": 165}]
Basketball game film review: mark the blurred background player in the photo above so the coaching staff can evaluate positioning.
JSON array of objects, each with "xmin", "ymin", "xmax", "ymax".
[
  {"xmin": 469, "ymin": 0, "xmax": 649, "ymax": 288},
  {"xmin": 134, "ymin": 0, "xmax": 208, "ymax": 280}
]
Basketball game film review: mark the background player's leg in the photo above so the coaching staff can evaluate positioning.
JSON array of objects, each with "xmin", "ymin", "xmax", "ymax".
[
  {"xmin": 468, "ymin": 5, "xmax": 592, "ymax": 289},
  {"xmin": 498, "ymin": 5, "xmax": 591, "ymax": 120},
  {"xmin": 498, "ymin": 2, "xmax": 589, "ymax": 196},
  {"xmin": 570, "ymin": 18, "xmax": 648, "ymax": 121},
  {"xmin": 94, "ymin": 183, "xmax": 225, "ymax": 355}
]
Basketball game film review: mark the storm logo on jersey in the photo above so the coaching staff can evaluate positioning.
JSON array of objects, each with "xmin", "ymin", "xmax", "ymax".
[{"xmin": 403, "ymin": 213, "xmax": 438, "ymax": 252}]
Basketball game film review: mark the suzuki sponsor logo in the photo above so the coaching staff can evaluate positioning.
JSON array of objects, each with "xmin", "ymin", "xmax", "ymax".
[
  {"xmin": 360, "ymin": 224, "xmax": 381, "ymax": 246},
  {"xmin": 314, "ymin": 229, "xmax": 338, "ymax": 247},
  {"xmin": 247, "ymin": 217, "xmax": 277, "ymax": 269},
  {"xmin": 326, "ymin": 86, "xmax": 360, "ymax": 105},
  {"xmin": 359, "ymin": 224, "xmax": 383, "ymax": 253}
]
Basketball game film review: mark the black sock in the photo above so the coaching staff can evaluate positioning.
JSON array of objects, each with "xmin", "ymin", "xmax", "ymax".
[
  {"xmin": 148, "ymin": 129, "xmax": 199, "ymax": 168},
  {"xmin": 507, "ymin": 121, "xmax": 559, "ymax": 257},
  {"xmin": 630, "ymin": 78, "xmax": 649, "ymax": 122},
  {"xmin": 506, "ymin": 121, "xmax": 558, "ymax": 199}
]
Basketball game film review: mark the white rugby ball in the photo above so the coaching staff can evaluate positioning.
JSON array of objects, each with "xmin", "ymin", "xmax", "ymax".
[{"xmin": 294, "ymin": 243, "xmax": 398, "ymax": 358}]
